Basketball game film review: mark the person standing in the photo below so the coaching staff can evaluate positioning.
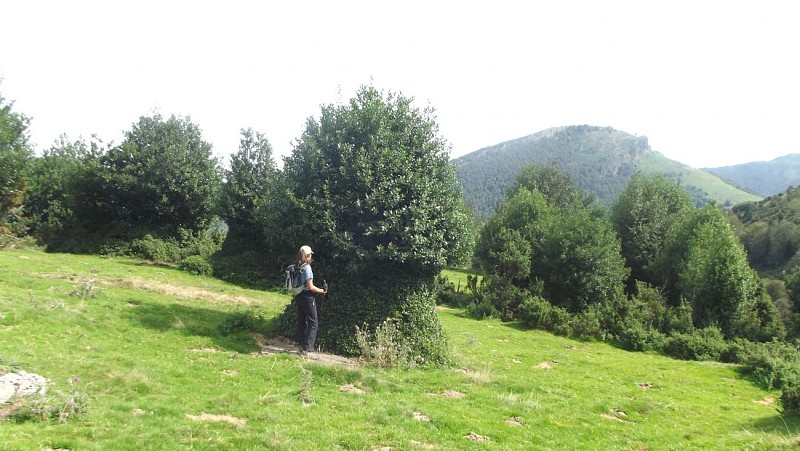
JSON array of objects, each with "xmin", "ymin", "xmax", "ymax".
[{"xmin": 294, "ymin": 245, "xmax": 326, "ymax": 353}]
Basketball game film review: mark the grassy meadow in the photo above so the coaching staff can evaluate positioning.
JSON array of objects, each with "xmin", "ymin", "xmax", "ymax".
[{"xmin": 1, "ymin": 246, "xmax": 799, "ymax": 449}]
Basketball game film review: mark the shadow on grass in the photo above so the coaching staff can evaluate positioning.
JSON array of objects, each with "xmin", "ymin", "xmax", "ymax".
[
  {"xmin": 125, "ymin": 300, "xmax": 268, "ymax": 354},
  {"xmin": 748, "ymin": 413, "xmax": 800, "ymax": 439},
  {"xmin": 115, "ymin": 259, "xmax": 276, "ymax": 291}
]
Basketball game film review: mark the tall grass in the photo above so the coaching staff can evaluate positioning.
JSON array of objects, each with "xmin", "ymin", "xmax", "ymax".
[{"xmin": 0, "ymin": 247, "xmax": 798, "ymax": 449}]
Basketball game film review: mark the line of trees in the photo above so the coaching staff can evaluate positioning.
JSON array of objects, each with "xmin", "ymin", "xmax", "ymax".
[
  {"xmin": 3, "ymin": 82, "xmax": 800, "ymax": 376},
  {"xmin": 471, "ymin": 164, "xmax": 787, "ymax": 347},
  {"xmin": 0, "ymin": 84, "xmax": 474, "ymax": 363}
]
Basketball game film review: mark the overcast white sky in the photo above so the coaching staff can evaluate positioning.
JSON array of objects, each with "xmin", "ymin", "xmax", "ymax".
[{"xmin": 1, "ymin": 0, "xmax": 798, "ymax": 168}]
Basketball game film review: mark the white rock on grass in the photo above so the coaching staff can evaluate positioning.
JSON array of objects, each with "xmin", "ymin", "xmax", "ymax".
[{"xmin": 0, "ymin": 371, "xmax": 48, "ymax": 403}]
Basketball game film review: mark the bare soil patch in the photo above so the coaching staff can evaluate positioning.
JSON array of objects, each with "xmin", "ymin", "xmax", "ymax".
[
  {"xmin": 254, "ymin": 335, "xmax": 359, "ymax": 368},
  {"xmin": 756, "ymin": 397, "xmax": 776, "ymax": 406},
  {"xmin": 537, "ymin": 360, "xmax": 559, "ymax": 370},
  {"xmin": 506, "ymin": 416, "xmax": 525, "ymax": 427},
  {"xmin": 464, "ymin": 432, "xmax": 490, "ymax": 442}
]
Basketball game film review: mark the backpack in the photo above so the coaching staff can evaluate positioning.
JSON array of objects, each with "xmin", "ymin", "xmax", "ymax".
[{"xmin": 285, "ymin": 263, "xmax": 307, "ymax": 296}]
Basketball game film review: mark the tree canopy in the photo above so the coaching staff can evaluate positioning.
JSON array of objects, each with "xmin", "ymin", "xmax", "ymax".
[
  {"xmin": 270, "ymin": 85, "xmax": 474, "ymax": 362},
  {"xmin": 0, "ymin": 91, "xmax": 32, "ymax": 221},
  {"xmin": 101, "ymin": 114, "xmax": 220, "ymax": 236}
]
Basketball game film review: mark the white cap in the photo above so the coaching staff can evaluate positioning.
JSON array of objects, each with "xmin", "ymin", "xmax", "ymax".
[{"xmin": 300, "ymin": 245, "xmax": 314, "ymax": 256}]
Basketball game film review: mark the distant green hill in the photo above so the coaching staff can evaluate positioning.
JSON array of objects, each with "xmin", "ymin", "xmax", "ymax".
[
  {"xmin": 452, "ymin": 125, "xmax": 761, "ymax": 218},
  {"xmin": 729, "ymin": 185, "xmax": 800, "ymax": 274},
  {"xmin": 703, "ymin": 154, "xmax": 800, "ymax": 196}
]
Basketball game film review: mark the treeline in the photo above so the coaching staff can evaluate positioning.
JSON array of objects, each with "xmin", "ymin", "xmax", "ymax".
[
  {"xmin": 730, "ymin": 186, "xmax": 800, "ymax": 273},
  {"xmin": 0, "ymin": 85, "xmax": 474, "ymax": 364},
  {"xmin": 448, "ymin": 162, "xmax": 800, "ymax": 414}
]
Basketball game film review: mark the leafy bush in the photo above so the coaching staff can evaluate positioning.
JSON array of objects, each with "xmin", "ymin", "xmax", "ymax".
[
  {"xmin": 663, "ymin": 327, "xmax": 727, "ymax": 361},
  {"xmin": 180, "ymin": 255, "xmax": 213, "ymax": 276},
  {"xmin": 465, "ymin": 299, "xmax": 499, "ymax": 319},
  {"xmin": 570, "ymin": 306, "xmax": 604, "ymax": 340},
  {"xmin": 737, "ymin": 341, "xmax": 800, "ymax": 389},
  {"xmin": 479, "ymin": 276, "xmax": 529, "ymax": 322},
  {"xmin": 517, "ymin": 295, "xmax": 571, "ymax": 336},
  {"xmin": 130, "ymin": 235, "xmax": 183, "ymax": 263},
  {"xmin": 355, "ymin": 318, "xmax": 419, "ymax": 368},
  {"xmin": 434, "ymin": 275, "xmax": 471, "ymax": 307},
  {"xmin": 780, "ymin": 371, "xmax": 800, "ymax": 416},
  {"xmin": 616, "ymin": 326, "xmax": 667, "ymax": 352}
]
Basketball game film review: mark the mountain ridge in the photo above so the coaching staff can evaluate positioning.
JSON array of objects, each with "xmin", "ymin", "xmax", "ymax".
[
  {"xmin": 703, "ymin": 154, "xmax": 800, "ymax": 197},
  {"xmin": 452, "ymin": 125, "xmax": 762, "ymax": 218}
]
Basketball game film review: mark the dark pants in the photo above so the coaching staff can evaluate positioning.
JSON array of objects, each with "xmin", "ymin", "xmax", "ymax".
[{"xmin": 294, "ymin": 291, "xmax": 318, "ymax": 352}]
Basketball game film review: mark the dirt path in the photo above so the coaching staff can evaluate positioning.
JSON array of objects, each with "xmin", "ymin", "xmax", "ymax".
[{"xmin": 253, "ymin": 335, "xmax": 359, "ymax": 368}]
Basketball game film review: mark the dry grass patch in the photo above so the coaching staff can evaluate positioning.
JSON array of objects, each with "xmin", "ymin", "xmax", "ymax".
[
  {"xmin": 442, "ymin": 390, "xmax": 465, "ymax": 399},
  {"xmin": 506, "ymin": 417, "xmax": 525, "ymax": 427},
  {"xmin": 185, "ymin": 413, "xmax": 246, "ymax": 426},
  {"xmin": 412, "ymin": 411, "xmax": 430, "ymax": 422},
  {"xmin": 339, "ymin": 384, "xmax": 366, "ymax": 394},
  {"xmin": 106, "ymin": 277, "xmax": 262, "ymax": 305},
  {"xmin": 464, "ymin": 432, "xmax": 490, "ymax": 442}
]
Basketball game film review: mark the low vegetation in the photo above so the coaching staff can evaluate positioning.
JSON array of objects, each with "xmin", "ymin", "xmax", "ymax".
[{"xmin": 1, "ymin": 247, "xmax": 800, "ymax": 449}]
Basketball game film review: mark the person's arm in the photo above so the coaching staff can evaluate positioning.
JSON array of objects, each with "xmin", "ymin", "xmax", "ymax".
[{"xmin": 305, "ymin": 278, "xmax": 326, "ymax": 295}]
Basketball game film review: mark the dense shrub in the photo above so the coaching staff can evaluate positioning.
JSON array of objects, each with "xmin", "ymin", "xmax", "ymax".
[
  {"xmin": 780, "ymin": 373, "xmax": 800, "ymax": 416},
  {"xmin": 517, "ymin": 295, "xmax": 571, "ymax": 336},
  {"xmin": 570, "ymin": 305, "xmax": 604, "ymax": 340},
  {"xmin": 180, "ymin": 256, "xmax": 213, "ymax": 276},
  {"xmin": 616, "ymin": 325, "xmax": 667, "ymax": 352},
  {"xmin": 434, "ymin": 275, "xmax": 471, "ymax": 307},
  {"xmin": 479, "ymin": 276, "xmax": 530, "ymax": 322},
  {"xmin": 736, "ymin": 341, "xmax": 800, "ymax": 389},
  {"xmin": 465, "ymin": 299, "xmax": 499, "ymax": 319},
  {"xmin": 663, "ymin": 327, "xmax": 727, "ymax": 361},
  {"xmin": 130, "ymin": 235, "xmax": 183, "ymax": 263}
]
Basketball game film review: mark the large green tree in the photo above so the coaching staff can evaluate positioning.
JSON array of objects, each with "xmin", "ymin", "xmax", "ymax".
[
  {"xmin": 665, "ymin": 205, "xmax": 783, "ymax": 340},
  {"xmin": 0, "ymin": 90, "xmax": 32, "ymax": 223},
  {"xmin": 23, "ymin": 136, "xmax": 106, "ymax": 248},
  {"xmin": 272, "ymin": 85, "xmax": 473, "ymax": 362},
  {"xmin": 508, "ymin": 161, "xmax": 593, "ymax": 210},
  {"xmin": 101, "ymin": 114, "xmax": 221, "ymax": 237},
  {"xmin": 213, "ymin": 128, "xmax": 280, "ymax": 286},
  {"xmin": 475, "ymin": 166, "xmax": 628, "ymax": 315},
  {"xmin": 219, "ymin": 128, "xmax": 277, "ymax": 233},
  {"xmin": 612, "ymin": 174, "xmax": 694, "ymax": 291}
]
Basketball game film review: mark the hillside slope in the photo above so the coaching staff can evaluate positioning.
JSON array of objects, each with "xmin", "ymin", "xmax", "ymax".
[
  {"xmin": 452, "ymin": 125, "xmax": 761, "ymax": 218},
  {"xmin": 704, "ymin": 154, "xmax": 800, "ymax": 196}
]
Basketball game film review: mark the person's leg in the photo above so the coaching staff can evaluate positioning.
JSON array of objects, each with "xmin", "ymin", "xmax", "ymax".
[
  {"xmin": 295, "ymin": 299, "xmax": 307, "ymax": 350},
  {"xmin": 305, "ymin": 298, "xmax": 318, "ymax": 352}
]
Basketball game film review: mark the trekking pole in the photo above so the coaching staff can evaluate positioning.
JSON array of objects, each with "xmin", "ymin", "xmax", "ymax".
[{"xmin": 319, "ymin": 279, "xmax": 329, "ymax": 313}]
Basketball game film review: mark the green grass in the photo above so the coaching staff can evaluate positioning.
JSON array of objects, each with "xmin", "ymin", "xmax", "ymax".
[
  {"xmin": 641, "ymin": 152, "xmax": 762, "ymax": 206},
  {"xmin": 1, "ymin": 247, "xmax": 799, "ymax": 449}
]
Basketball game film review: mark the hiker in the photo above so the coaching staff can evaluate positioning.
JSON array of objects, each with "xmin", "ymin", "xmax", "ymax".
[{"xmin": 294, "ymin": 245, "xmax": 327, "ymax": 353}]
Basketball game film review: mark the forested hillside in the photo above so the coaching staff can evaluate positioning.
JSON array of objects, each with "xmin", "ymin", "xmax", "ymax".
[
  {"xmin": 704, "ymin": 154, "xmax": 800, "ymax": 197},
  {"xmin": 730, "ymin": 185, "xmax": 800, "ymax": 274},
  {"xmin": 452, "ymin": 125, "xmax": 761, "ymax": 218}
]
